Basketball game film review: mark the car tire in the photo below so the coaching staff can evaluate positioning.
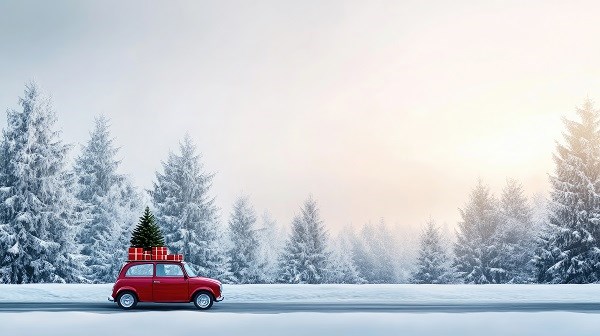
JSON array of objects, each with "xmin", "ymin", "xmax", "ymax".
[
  {"xmin": 117, "ymin": 291, "xmax": 138, "ymax": 310},
  {"xmin": 193, "ymin": 291, "xmax": 214, "ymax": 310}
]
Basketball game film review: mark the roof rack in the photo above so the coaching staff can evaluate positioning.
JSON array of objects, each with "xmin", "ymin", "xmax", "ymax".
[{"xmin": 127, "ymin": 259, "xmax": 184, "ymax": 262}]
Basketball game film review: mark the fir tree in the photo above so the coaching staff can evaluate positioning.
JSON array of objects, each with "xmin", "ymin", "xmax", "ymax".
[
  {"xmin": 351, "ymin": 220, "xmax": 397, "ymax": 283},
  {"xmin": 227, "ymin": 196, "xmax": 261, "ymax": 283},
  {"xmin": 454, "ymin": 180, "xmax": 505, "ymax": 284},
  {"xmin": 534, "ymin": 99, "xmax": 600, "ymax": 283},
  {"xmin": 256, "ymin": 211, "xmax": 285, "ymax": 283},
  {"xmin": 327, "ymin": 230, "xmax": 364, "ymax": 284},
  {"xmin": 411, "ymin": 219, "xmax": 453, "ymax": 284},
  {"xmin": 130, "ymin": 207, "xmax": 165, "ymax": 250},
  {"xmin": 496, "ymin": 178, "xmax": 534, "ymax": 283},
  {"xmin": 0, "ymin": 82, "xmax": 85, "ymax": 283},
  {"xmin": 150, "ymin": 135, "xmax": 230, "ymax": 280},
  {"xmin": 279, "ymin": 196, "xmax": 331, "ymax": 284},
  {"xmin": 74, "ymin": 116, "xmax": 141, "ymax": 283}
]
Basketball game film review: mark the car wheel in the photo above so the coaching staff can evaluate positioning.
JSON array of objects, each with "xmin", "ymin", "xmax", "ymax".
[
  {"xmin": 117, "ymin": 291, "xmax": 138, "ymax": 310},
  {"xmin": 193, "ymin": 292, "xmax": 214, "ymax": 310}
]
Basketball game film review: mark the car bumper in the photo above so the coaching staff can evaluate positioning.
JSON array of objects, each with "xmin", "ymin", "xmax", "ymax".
[
  {"xmin": 215, "ymin": 296, "xmax": 224, "ymax": 302},
  {"xmin": 108, "ymin": 296, "xmax": 114, "ymax": 302}
]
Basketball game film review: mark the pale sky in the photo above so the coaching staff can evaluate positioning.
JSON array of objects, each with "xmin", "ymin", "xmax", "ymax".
[{"xmin": 0, "ymin": 0, "xmax": 598, "ymax": 232}]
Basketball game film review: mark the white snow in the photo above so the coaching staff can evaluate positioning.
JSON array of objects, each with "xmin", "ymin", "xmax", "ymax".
[
  {"xmin": 15, "ymin": 213, "xmax": 30, "ymax": 223},
  {"xmin": 7, "ymin": 242, "xmax": 19, "ymax": 254},
  {"xmin": 1, "ymin": 284, "xmax": 600, "ymax": 335},
  {"xmin": 0, "ymin": 311, "xmax": 598, "ymax": 336},
  {"xmin": 1, "ymin": 283, "xmax": 599, "ymax": 304}
]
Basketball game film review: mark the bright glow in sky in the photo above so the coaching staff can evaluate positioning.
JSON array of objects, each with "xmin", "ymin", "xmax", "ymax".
[{"xmin": 0, "ymin": 0, "xmax": 597, "ymax": 231}]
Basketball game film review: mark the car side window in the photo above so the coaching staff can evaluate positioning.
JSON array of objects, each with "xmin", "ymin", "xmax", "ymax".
[
  {"xmin": 125, "ymin": 264, "xmax": 153, "ymax": 277},
  {"xmin": 156, "ymin": 264, "xmax": 184, "ymax": 277}
]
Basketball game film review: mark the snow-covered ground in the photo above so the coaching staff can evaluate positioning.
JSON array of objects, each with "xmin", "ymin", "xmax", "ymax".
[
  {"xmin": 1, "ymin": 284, "xmax": 600, "ymax": 336},
  {"xmin": 1, "ymin": 311, "xmax": 599, "ymax": 336},
  {"xmin": 1, "ymin": 283, "xmax": 599, "ymax": 303}
]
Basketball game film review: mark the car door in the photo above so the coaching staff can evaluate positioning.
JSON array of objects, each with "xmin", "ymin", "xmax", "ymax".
[
  {"xmin": 123, "ymin": 263, "xmax": 154, "ymax": 302},
  {"xmin": 153, "ymin": 263, "xmax": 188, "ymax": 302}
]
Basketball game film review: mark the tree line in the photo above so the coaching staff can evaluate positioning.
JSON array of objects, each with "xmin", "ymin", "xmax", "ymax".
[
  {"xmin": 0, "ymin": 82, "xmax": 598, "ymax": 284},
  {"xmin": 412, "ymin": 99, "xmax": 600, "ymax": 284}
]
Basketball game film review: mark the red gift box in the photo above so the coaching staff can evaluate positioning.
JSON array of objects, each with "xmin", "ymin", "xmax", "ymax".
[
  {"xmin": 143, "ymin": 252, "xmax": 152, "ymax": 260},
  {"xmin": 152, "ymin": 246, "xmax": 168, "ymax": 256},
  {"xmin": 166, "ymin": 254, "xmax": 183, "ymax": 261},
  {"xmin": 128, "ymin": 247, "xmax": 143, "ymax": 261},
  {"xmin": 152, "ymin": 246, "xmax": 168, "ymax": 260}
]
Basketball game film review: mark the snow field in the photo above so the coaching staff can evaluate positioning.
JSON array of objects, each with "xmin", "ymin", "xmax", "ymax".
[{"xmin": 0, "ymin": 311, "xmax": 599, "ymax": 336}]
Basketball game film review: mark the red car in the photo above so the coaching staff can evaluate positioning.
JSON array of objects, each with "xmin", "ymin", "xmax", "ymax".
[{"xmin": 109, "ymin": 261, "xmax": 223, "ymax": 310}]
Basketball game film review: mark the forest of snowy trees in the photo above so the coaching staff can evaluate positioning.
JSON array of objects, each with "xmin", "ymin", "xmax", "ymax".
[{"xmin": 1, "ymin": 82, "xmax": 600, "ymax": 284}]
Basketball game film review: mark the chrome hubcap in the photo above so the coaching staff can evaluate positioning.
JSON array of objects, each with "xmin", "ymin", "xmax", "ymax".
[
  {"xmin": 196, "ymin": 294, "xmax": 211, "ymax": 308},
  {"xmin": 120, "ymin": 293, "xmax": 134, "ymax": 308}
]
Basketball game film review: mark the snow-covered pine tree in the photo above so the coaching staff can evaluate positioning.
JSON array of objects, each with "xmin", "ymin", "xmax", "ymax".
[
  {"xmin": 74, "ymin": 116, "xmax": 141, "ymax": 283},
  {"xmin": 256, "ymin": 211, "xmax": 285, "ymax": 283},
  {"xmin": 411, "ymin": 219, "xmax": 453, "ymax": 284},
  {"xmin": 453, "ymin": 180, "xmax": 505, "ymax": 284},
  {"xmin": 227, "ymin": 196, "xmax": 261, "ymax": 284},
  {"xmin": 0, "ymin": 82, "xmax": 85, "ymax": 283},
  {"xmin": 533, "ymin": 99, "xmax": 600, "ymax": 283},
  {"xmin": 130, "ymin": 207, "xmax": 165, "ymax": 249},
  {"xmin": 150, "ymin": 135, "xmax": 230, "ymax": 281},
  {"xmin": 279, "ymin": 196, "xmax": 331, "ymax": 284},
  {"xmin": 530, "ymin": 194, "xmax": 550, "ymax": 283},
  {"xmin": 392, "ymin": 224, "xmax": 420, "ymax": 282},
  {"xmin": 370, "ymin": 220, "xmax": 397, "ymax": 283},
  {"xmin": 351, "ymin": 220, "xmax": 397, "ymax": 283},
  {"xmin": 496, "ymin": 178, "xmax": 534, "ymax": 283},
  {"xmin": 327, "ymin": 230, "xmax": 364, "ymax": 284},
  {"xmin": 278, "ymin": 216, "xmax": 305, "ymax": 283}
]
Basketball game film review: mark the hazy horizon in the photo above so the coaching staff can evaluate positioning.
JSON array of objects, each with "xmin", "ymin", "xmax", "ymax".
[{"xmin": 1, "ymin": 0, "xmax": 597, "ymax": 231}]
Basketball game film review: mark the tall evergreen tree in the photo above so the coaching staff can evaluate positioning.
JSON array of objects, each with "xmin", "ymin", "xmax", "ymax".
[
  {"xmin": 534, "ymin": 100, "xmax": 600, "ymax": 283},
  {"xmin": 130, "ymin": 207, "xmax": 165, "ymax": 249},
  {"xmin": 256, "ymin": 211, "xmax": 285, "ymax": 283},
  {"xmin": 74, "ymin": 116, "xmax": 141, "ymax": 283},
  {"xmin": 454, "ymin": 180, "xmax": 505, "ymax": 284},
  {"xmin": 327, "ymin": 230, "xmax": 364, "ymax": 284},
  {"xmin": 411, "ymin": 219, "xmax": 453, "ymax": 284},
  {"xmin": 150, "ymin": 135, "xmax": 229, "ymax": 280},
  {"xmin": 393, "ymin": 223, "xmax": 421, "ymax": 282},
  {"xmin": 279, "ymin": 196, "xmax": 331, "ymax": 284},
  {"xmin": 227, "ymin": 196, "xmax": 261, "ymax": 284},
  {"xmin": 0, "ymin": 82, "xmax": 84, "ymax": 283},
  {"xmin": 352, "ymin": 220, "xmax": 397, "ymax": 283},
  {"xmin": 497, "ymin": 178, "xmax": 534, "ymax": 283}
]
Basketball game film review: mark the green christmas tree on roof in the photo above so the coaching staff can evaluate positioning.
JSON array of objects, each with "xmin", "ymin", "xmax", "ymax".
[{"xmin": 130, "ymin": 207, "xmax": 165, "ymax": 250}]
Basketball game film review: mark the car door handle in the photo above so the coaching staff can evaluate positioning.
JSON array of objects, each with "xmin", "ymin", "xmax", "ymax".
[{"xmin": 153, "ymin": 280, "xmax": 160, "ymax": 284}]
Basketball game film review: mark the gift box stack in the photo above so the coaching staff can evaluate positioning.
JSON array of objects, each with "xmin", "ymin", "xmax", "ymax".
[
  {"xmin": 152, "ymin": 246, "xmax": 168, "ymax": 260},
  {"xmin": 128, "ymin": 246, "xmax": 183, "ymax": 261}
]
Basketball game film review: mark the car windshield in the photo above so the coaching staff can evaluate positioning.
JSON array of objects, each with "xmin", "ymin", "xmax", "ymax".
[{"xmin": 183, "ymin": 263, "xmax": 197, "ymax": 277}]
